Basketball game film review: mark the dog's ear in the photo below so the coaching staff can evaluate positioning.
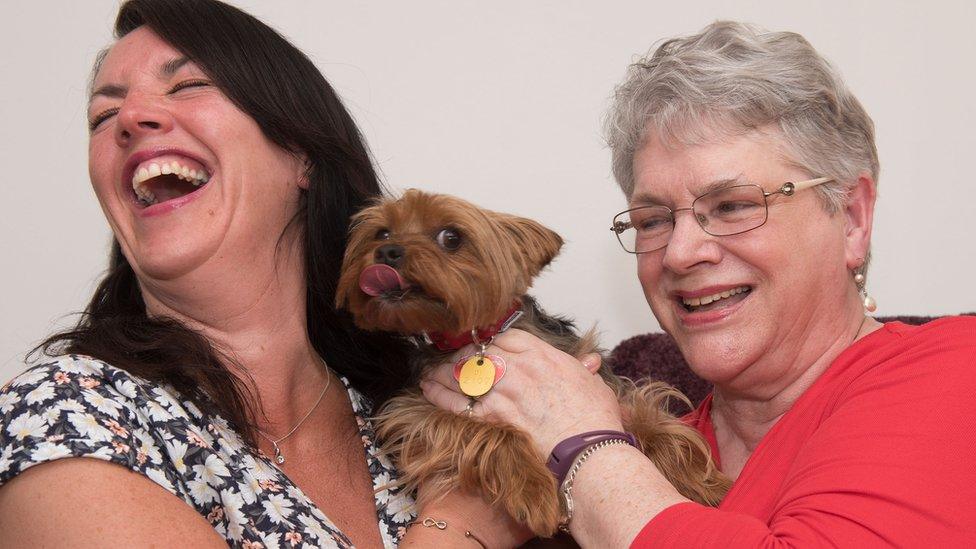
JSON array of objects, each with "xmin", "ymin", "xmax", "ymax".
[{"xmin": 497, "ymin": 213, "xmax": 564, "ymax": 277}]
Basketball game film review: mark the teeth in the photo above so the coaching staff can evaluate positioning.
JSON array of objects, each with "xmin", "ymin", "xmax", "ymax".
[
  {"xmin": 682, "ymin": 286, "xmax": 750, "ymax": 308},
  {"xmin": 133, "ymin": 183, "xmax": 157, "ymax": 205},
  {"xmin": 130, "ymin": 157, "xmax": 211, "ymax": 205}
]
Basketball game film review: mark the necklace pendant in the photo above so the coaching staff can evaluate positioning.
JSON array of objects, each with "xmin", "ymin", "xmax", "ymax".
[
  {"xmin": 272, "ymin": 441, "xmax": 285, "ymax": 465},
  {"xmin": 256, "ymin": 365, "xmax": 332, "ymax": 468}
]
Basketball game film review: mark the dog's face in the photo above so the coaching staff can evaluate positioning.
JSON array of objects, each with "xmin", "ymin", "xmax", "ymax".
[{"xmin": 336, "ymin": 189, "xmax": 563, "ymax": 335}]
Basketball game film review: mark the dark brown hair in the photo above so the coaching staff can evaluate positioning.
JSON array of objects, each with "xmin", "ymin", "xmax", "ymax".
[{"xmin": 37, "ymin": 0, "xmax": 412, "ymax": 445}]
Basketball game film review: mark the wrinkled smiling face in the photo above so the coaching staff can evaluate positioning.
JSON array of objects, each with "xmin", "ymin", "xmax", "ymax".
[
  {"xmin": 87, "ymin": 27, "xmax": 306, "ymax": 284},
  {"xmin": 631, "ymin": 129, "xmax": 852, "ymax": 389},
  {"xmin": 336, "ymin": 190, "xmax": 562, "ymax": 334}
]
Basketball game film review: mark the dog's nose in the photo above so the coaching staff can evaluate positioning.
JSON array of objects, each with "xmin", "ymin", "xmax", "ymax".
[{"xmin": 374, "ymin": 244, "xmax": 405, "ymax": 267}]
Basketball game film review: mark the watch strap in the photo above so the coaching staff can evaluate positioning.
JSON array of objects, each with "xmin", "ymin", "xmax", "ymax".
[{"xmin": 546, "ymin": 430, "xmax": 637, "ymax": 485}]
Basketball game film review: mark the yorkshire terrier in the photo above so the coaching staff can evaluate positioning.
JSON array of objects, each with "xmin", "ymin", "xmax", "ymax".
[{"xmin": 336, "ymin": 189, "xmax": 729, "ymax": 537}]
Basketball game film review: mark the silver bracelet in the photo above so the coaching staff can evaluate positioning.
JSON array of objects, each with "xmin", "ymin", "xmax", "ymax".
[{"xmin": 557, "ymin": 437, "xmax": 632, "ymax": 533}]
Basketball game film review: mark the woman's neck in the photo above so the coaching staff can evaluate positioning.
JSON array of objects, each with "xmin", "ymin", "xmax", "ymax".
[
  {"xmin": 137, "ymin": 237, "xmax": 331, "ymax": 430},
  {"xmin": 709, "ymin": 310, "xmax": 882, "ymax": 478}
]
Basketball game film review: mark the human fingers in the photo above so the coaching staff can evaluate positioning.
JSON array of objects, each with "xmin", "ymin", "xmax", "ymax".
[
  {"xmin": 422, "ymin": 355, "xmax": 460, "ymax": 390},
  {"xmin": 425, "ymin": 343, "xmax": 525, "ymax": 393},
  {"xmin": 420, "ymin": 378, "xmax": 478, "ymax": 416},
  {"xmin": 492, "ymin": 330, "xmax": 597, "ymax": 375},
  {"xmin": 486, "ymin": 329, "xmax": 549, "ymax": 354}
]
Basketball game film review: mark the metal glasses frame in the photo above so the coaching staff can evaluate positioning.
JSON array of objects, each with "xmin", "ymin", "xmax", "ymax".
[{"xmin": 610, "ymin": 177, "xmax": 833, "ymax": 254}]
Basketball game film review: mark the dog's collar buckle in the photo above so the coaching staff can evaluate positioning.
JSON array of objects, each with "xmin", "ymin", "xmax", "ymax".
[{"xmin": 424, "ymin": 302, "xmax": 523, "ymax": 352}]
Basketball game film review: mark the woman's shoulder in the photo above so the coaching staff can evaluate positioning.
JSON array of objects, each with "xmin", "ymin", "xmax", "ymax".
[
  {"xmin": 4, "ymin": 353, "xmax": 176, "ymax": 399},
  {"xmin": 0, "ymin": 355, "xmax": 333, "ymax": 545},
  {"xmin": 837, "ymin": 316, "xmax": 976, "ymax": 401},
  {"xmin": 1, "ymin": 354, "xmax": 208, "ymax": 435},
  {"xmin": 0, "ymin": 354, "xmax": 223, "ymax": 494},
  {"xmin": 4, "ymin": 354, "xmax": 117, "ymax": 390},
  {"xmin": 878, "ymin": 315, "xmax": 976, "ymax": 355},
  {"xmin": 883, "ymin": 314, "xmax": 976, "ymax": 340},
  {"xmin": 2, "ymin": 354, "xmax": 150, "ymax": 433}
]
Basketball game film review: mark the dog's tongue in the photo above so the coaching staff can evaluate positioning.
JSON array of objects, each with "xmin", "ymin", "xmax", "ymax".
[{"xmin": 359, "ymin": 264, "xmax": 408, "ymax": 297}]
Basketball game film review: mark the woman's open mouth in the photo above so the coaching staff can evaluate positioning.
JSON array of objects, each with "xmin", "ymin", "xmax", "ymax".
[
  {"xmin": 130, "ymin": 156, "xmax": 211, "ymax": 208},
  {"xmin": 680, "ymin": 285, "xmax": 752, "ymax": 313}
]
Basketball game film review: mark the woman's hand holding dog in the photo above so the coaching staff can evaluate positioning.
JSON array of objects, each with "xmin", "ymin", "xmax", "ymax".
[
  {"xmin": 420, "ymin": 328, "xmax": 623, "ymax": 460},
  {"xmin": 420, "ymin": 329, "xmax": 689, "ymax": 546}
]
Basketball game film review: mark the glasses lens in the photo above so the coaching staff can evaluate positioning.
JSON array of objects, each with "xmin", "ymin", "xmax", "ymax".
[
  {"xmin": 693, "ymin": 185, "xmax": 768, "ymax": 236},
  {"xmin": 614, "ymin": 206, "xmax": 673, "ymax": 253}
]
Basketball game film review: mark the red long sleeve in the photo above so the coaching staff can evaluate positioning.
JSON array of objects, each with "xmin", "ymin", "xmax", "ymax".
[{"xmin": 632, "ymin": 317, "xmax": 976, "ymax": 547}]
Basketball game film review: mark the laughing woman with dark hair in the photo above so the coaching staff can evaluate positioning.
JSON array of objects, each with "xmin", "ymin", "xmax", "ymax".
[{"xmin": 0, "ymin": 1, "xmax": 522, "ymax": 546}]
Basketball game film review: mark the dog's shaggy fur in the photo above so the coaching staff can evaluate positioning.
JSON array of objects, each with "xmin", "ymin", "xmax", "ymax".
[{"xmin": 336, "ymin": 190, "xmax": 729, "ymax": 536}]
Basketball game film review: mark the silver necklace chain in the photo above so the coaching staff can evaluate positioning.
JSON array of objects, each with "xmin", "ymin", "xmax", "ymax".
[
  {"xmin": 257, "ymin": 368, "xmax": 332, "ymax": 466},
  {"xmin": 851, "ymin": 315, "xmax": 869, "ymax": 344}
]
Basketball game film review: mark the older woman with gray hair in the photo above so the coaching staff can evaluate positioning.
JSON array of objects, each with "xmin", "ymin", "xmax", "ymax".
[{"xmin": 422, "ymin": 21, "xmax": 976, "ymax": 546}]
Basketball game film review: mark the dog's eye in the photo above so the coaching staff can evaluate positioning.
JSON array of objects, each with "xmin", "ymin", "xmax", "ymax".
[
  {"xmin": 436, "ymin": 228, "xmax": 462, "ymax": 251},
  {"xmin": 375, "ymin": 229, "xmax": 390, "ymax": 241}
]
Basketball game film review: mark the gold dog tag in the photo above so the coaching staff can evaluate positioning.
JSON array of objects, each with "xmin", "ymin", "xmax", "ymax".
[{"xmin": 457, "ymin": 355, "xmax": 497, "ymax": 397}]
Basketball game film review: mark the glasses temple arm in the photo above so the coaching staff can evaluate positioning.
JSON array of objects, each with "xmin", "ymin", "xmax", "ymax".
[
  {"xmin": 792, "ymin": 176, "xmax": 832, "ymax": 191},
  {"xmin": 766, "ymin": 176, "xmax": 834, "ymax": 197}
]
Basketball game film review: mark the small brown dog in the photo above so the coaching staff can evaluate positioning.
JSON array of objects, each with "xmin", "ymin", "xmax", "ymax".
[{"xmin": 336, "ymin": 189, "xmax": 729, "ymax": 537}]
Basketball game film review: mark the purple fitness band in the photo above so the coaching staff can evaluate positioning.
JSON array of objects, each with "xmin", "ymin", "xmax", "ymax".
[{"xmin": 546, "ymin": 430, "xmax": 638, "ymax": 485}]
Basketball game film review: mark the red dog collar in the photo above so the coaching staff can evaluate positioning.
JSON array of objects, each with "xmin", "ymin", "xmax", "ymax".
[{"xmin": 425, "ymin": 302, "xmax": 523, "ymax": 351}]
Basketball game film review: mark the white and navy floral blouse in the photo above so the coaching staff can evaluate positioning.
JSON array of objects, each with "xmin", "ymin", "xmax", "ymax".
[{"xmin": 0, "ymin": 355, "xmax": 415, "ymax": 548}]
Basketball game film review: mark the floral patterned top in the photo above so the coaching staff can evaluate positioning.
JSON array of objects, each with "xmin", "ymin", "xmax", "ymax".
[{"xmin": 0, "ymin": 355, "xmax": 415, "ymax": 548}]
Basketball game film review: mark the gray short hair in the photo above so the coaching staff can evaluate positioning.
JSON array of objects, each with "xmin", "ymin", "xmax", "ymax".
[{"xmin": 606, "ymin": 21, "xmax": 879, "ymax": 212}]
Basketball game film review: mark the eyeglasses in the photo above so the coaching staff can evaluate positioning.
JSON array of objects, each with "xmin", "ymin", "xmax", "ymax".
[{"xmin": 610, "ymin": 177, "xmax": 832, "ymax": 254}]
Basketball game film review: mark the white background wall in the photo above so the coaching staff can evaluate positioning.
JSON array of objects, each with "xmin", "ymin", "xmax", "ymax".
[{"xmin": 3, "ymin": 1, "xmax": 975, "ymax": 383}]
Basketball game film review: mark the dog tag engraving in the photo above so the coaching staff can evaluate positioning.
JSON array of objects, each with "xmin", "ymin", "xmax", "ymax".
[{"xmin": 454, "ymin": 354, "xmax": 506, "ymax": 397}]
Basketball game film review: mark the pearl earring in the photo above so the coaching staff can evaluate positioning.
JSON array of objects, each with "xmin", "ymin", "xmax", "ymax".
[{"xmin": 853, "ymin": 264, "xmax": 877, "ymax": 313}]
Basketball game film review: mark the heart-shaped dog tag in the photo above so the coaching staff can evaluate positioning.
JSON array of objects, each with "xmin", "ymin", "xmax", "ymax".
[{"xmin": 453, "ymin": 354, "xmax": 506, "ymax": 397}]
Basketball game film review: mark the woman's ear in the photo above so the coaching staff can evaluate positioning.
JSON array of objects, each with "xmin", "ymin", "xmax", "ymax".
[
  {"xmin": 296, "ymin": 154, "xmax": 312, "ymax": 190},
  {"xmin": 844, "ymin": 174, "xmax": 877, "ymax": 270}
]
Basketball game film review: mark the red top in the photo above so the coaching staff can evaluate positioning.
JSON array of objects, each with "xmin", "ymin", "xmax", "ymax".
[{"xmin": 632, "ymin": 317, "xmax": 976, "ymax": 547}]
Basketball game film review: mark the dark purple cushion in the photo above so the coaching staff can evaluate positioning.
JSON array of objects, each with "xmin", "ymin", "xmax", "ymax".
[{"xmin": 609, "ymin": 314, "xmax": 972, "ymax": 410}]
